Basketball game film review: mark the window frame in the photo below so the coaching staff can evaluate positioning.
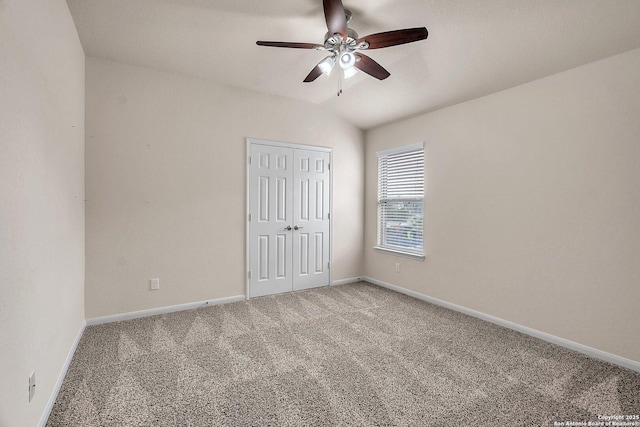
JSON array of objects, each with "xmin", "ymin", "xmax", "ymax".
[{"xmin": 375, "ymin": 142, "xmax": 425, "ymax": 261}]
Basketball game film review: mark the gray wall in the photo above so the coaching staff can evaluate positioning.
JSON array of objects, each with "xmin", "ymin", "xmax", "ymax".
[
  {"xmin": 84, "ymin": 57, "xmax": 365, "ymax": 318},
  {"xmin": 365, "ymin": 48, "xmax": 640, "ymax": 363},
  {"xmin": 0, "ymin": 0, "xmax": 86, "ymax": 425}
]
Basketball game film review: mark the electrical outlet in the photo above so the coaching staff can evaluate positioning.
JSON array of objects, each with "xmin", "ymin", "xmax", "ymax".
[
  {"xmin": 395, "ymin": 263, "xmax": 400, "ymax": 273},
  {"xmin": 150, "ymin": 278, "xmax": 160, "ymax": 290},
  {"xmin": 28, "ymin": 372, "xmax": 36, "ymax": 402}
]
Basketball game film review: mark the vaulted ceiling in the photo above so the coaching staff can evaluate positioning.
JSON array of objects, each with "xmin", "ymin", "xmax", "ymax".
[{"xmin": 67, "ymin": 0, "xmax": 640, "ymax": 129}]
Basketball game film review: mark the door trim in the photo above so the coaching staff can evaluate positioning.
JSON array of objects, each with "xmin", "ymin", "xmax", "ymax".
[{"xmin": 245, "ymin": 137, "xmax": 333, "ymax": 299}]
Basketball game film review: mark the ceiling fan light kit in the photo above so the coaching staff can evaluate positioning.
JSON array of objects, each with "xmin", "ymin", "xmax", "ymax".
[
  {"xmin": 256, "ymin": 0, "xmax": 428, "ymax": 95},
  {"xmin": 343, "ymin": 65, "xmax": 358, "ymax": 79},
  {"xmin": 339, "ymin": 51, "xmax": 356, "ymax": 69},
  {"xmin": 318, "ymin": 56, "xmax": 336, "ymax": 76}
]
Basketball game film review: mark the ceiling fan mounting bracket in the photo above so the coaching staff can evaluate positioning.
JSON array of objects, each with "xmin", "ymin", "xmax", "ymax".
[{"xmin": 344, "ymin": 8, "xmax": 353, "ymax": 24}]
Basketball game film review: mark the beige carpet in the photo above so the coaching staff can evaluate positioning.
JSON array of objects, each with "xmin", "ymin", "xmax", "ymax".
[{"xmin": 47, "ymin": 282, "xmax": 640, "ymax": 426}]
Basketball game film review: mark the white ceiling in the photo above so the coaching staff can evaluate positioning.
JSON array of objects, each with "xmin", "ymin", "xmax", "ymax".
[{"xmin": 67, "ymin": 0, "xmax": 640, "ymax": 130}]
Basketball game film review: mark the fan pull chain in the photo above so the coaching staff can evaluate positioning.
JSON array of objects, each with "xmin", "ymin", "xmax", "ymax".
[{"xmin": 337, "ymin": 73, "xmax": 343, "ymax": 96}]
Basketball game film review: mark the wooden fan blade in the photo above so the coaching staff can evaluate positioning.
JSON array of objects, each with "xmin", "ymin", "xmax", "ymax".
[
  {"xmin": 323, "ymin": 0, "xmax": 348, "ymax": 40},
  {"xmin": 303, "ymin": 65, "xmax": 324, "ymax": 83},
  {"xmin": 356, "ymin": 27, "xmax": 428, "ymax": 50},
  {"xmin": 354, "ymin": 53, "xmax": 390, "ymax": 80},
  {"xmin": 256, "ymin": 41, "xmax": 323, "ymax": 49}
]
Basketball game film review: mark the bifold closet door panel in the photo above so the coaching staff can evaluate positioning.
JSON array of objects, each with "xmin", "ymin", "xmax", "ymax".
[
  {"xmin": 292, "ymin": 149, "xmax": 330, "ymax": 291},
  {"xmin": 249, "ymin": 144, "xmax": 294, "ymax": 297}
]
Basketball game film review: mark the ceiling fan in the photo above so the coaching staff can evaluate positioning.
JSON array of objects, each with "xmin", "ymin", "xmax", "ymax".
[{"xmin": 256, "ymin": 0, "xmax": 428, "ymax": 90}]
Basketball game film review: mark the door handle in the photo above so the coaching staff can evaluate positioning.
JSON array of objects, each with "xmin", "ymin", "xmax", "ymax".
[
  {"xmin": 284, "ymin": 226, "xmax": 292, "ymax": 231},
  {"xmin": 294, "ymin": 225, "xmax": 304, "ymax": 230}
]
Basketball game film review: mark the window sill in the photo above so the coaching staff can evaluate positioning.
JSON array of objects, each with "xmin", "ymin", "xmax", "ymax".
[{"xmin": 374, "ymin": 246, "xmax": 425, "ymax": 261}]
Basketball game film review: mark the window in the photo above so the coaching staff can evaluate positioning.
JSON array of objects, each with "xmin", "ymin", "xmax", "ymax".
[{"xmin": 376, "ymin": 143, "xmax": 425, "ymax": 259}]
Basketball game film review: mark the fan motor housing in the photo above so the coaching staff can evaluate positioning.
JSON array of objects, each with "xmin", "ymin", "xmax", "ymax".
[{"xmin": 324, "ymin": 27, "xmax": 359, "ymax": 47}]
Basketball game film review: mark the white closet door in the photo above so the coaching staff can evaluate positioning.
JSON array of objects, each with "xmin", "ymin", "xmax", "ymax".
[
  {"xmin": 249, "ymin": 144, "xmax": 294, "ymax": 297},
  {"xmin": 292, "ymin": 149, "xmax": 330, "ymax": 290}
]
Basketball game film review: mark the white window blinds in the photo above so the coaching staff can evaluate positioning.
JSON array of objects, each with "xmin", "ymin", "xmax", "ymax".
[{"xmin": 377, "ymin": 143, "xmax": 424, "ymax": 256}]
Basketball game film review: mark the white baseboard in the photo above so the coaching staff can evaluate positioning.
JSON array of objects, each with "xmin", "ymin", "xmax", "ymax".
[
  {"xmin": 86, "ymin": 295, "xmax": 246, "ymax": 326},
  {"xmin": 39, "ymin": 319, "xmax": 86, "ymax": 427},
  {"xmin": 331, "ymin": 277, "xmax": 361, "ymax": 286},
  {"xmin": 362, "ymin": 276, "xmax": 640, "ymax": 373}
]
